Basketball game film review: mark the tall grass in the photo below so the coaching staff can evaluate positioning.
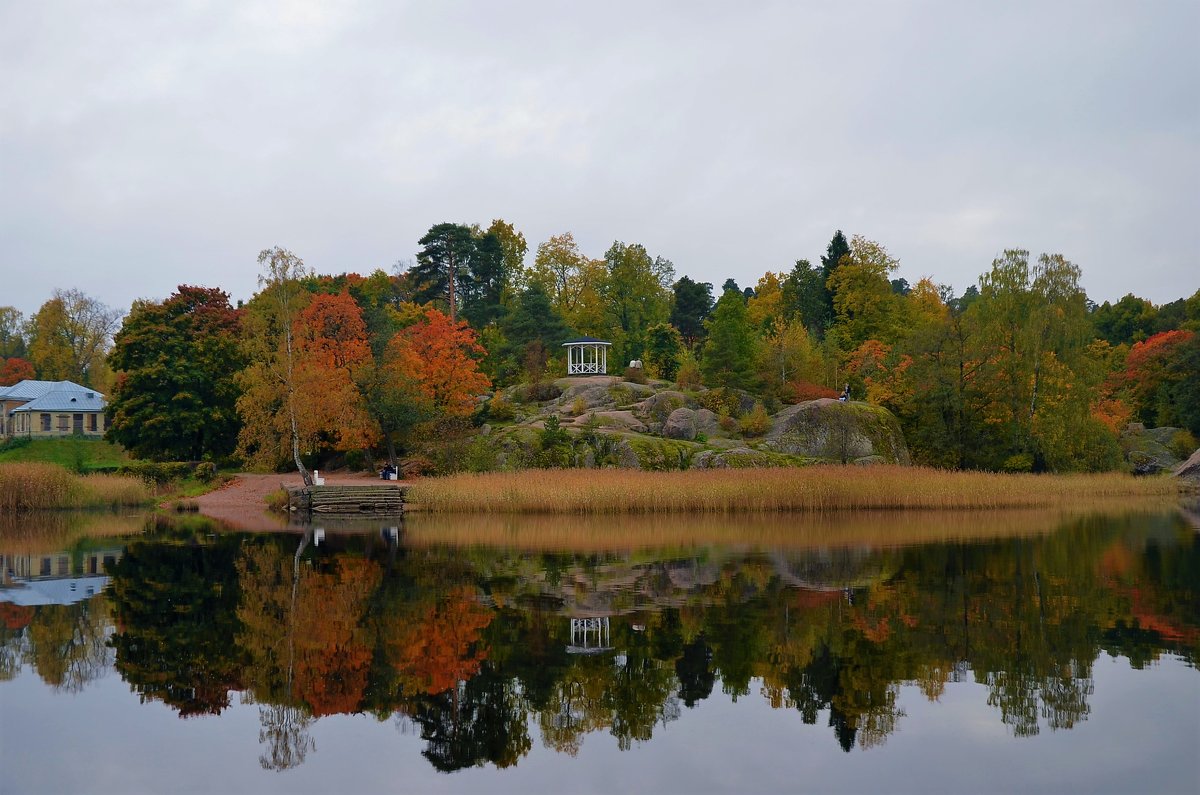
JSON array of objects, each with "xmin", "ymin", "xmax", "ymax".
[
  {"xmin": 407, "ymin": 465, "xmax": 1185, "ymax": 514},
  {"xmin": 0, "ymin": 462, "xmax": 152, "ymax": 511}
]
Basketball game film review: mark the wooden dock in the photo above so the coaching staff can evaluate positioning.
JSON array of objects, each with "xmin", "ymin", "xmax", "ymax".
[{"xmin": 287, "ymin": 484, "xmax": 407, "ymax": 515}]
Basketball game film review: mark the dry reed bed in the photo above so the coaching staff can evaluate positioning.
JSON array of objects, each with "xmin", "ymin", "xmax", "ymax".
[
  {"xmin": 407, "ymin": 465, "xmax": 1184, "ymax": 514},
  {"xmin": 0, "ymin": 462, "xmax": 152, "ymax": 512}
]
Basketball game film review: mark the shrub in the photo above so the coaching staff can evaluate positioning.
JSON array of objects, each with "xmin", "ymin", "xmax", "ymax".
[
  {"xmin": 782, "ymin": 379, "xmax": 840, "ymax": 403},
  {"xmin": 1001, "ymin": 453, "xmax": 1034, "ymax": 473},
  {"xmin": 194, "ymin": 461, "xmax": 217, "ymax": 482},
  {"xmin": 519, "ymin": 381, "xmax": 562, "ymax": 403},
  {"xmin": 1169, "ymin": 429, "xmax": 1197, "ymax": 460},
  {"xmin": 117, "ymin": 461, "xmax": 194, "ymax": 485},
  {"xmin": 570, "ymin": 396, "xmax": 588, "ymax": 417},
  {"xmin": 676, "ymin": 357, "xmax": 702, "ymax": 388},
  {"xmin": 739, "ymin": 402, "xmax": 772, "ymax": 437},
  {"xmin": 624, "ymin": 366, "xmax": 647, "ymax": 384},
  {"xmin": 343, "ymin": 450, "xmax": 367, "ymax": 472},
  {"xmin": 698, "ymin": 387, "xmax": 745, "ymax": 418},
  {"xmin": 265, "ymin": 488, "xmax": 289, "ymax": 513},
  {"xmin": 488, "ymin": 392, "xmax": 516, "ymax": 421}
]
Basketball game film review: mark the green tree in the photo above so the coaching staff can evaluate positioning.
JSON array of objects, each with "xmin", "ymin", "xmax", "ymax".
[
  {"xmin": 821, "ymin": 230, "xmax": 851, "ymax": 324},
  {"xmin": 1091, "ymin": 293, "xmax": 1158, "ymax": 345},
  {"xmin": 701, "ymin": 288, "xmax": 758, "ymax": 390},
  {"xmin": 644, "ymin": 323, "xmax": 684, "ymax": 381},
  {"xmin": 600, "ymin": 242, "xmax": 673, "ymax": 364},
  {"xmin": 781, "ymin": 259, "xmax": 828, "ymax": 334},
  {"xmin": 669, "ymin": 276, "xmax": 715, "ymax": 350},
  {"xmin": 0, "ymin": 306, "xmax": 26, "ymax": 359},
  {"xmin": 500, "ymin": 284, "xmax": 573, "ymax": 379},
  {"xmin": 106, "ymin": 286, "xmax": 245, "ymax": 461},
  {"xmin": 409, "ymin": 223, "xmax": 476, "ymax": 322}
]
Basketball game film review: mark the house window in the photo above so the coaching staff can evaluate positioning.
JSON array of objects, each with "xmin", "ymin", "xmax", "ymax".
[
  {"xmin": 88, "ymin": 414, "xmax": 97, "ymax": 432},
  {"xmin": 57, "ymin": 414, "xmax": 69, "ymax": 431},
  {"xmin": 41, "ymin": 414, "xmax": 51, "ymax": 431}
]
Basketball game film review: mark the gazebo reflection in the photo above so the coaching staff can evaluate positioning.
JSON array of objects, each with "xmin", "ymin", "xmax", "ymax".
[{"xmin": 566, "ymin": 616, "xmax": 613, "ymax": 655}]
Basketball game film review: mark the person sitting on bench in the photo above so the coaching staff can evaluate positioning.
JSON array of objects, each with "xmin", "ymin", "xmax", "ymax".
[{"xmin": 839, "ymin": 383, "xmax": 850, "ymax": 402}]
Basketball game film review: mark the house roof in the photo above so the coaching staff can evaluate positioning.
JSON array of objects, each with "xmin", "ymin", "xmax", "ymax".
[
  {"xmin": 562, "ymin": 337, "xmax": 612, "ymax": 346},
  {"xmin": 0, "ymin": 379, "xmax": 67, "ymax": 402},
  {"xmin": 5, "ymin": 381, "xmax": 106, "ymax": 414}
]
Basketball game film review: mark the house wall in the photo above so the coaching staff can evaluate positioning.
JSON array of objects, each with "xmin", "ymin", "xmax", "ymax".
[{"xmin": 7, "ymin": 410, "xmax": 107, "ymax": 438}]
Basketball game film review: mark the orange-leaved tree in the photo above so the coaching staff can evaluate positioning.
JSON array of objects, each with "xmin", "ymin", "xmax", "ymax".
[
  {"xmin": 368, "ymin": 306, "xmax": 491, "ymax": 464},
  {"xmin": 292, "ymin": 291, "xmax": 377, "ymax": 453}
]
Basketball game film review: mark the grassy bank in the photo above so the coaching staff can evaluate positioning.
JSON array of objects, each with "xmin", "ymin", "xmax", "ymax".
[
  {"xmin": 0, "ymin": 437, "xmax": 131, "ymax": 470},
  {"xmin": 407, "ymin": 465, "xmax": 1185, "ymax": 514},
  {"xmin": 0, "ymin": 462, "xmax": 153, "ymax": 511}
]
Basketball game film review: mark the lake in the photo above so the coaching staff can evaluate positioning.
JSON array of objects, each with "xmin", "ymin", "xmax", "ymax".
[{"xmin": 1, "ymin": 507, "xmax": 1197, "ymax": 794}]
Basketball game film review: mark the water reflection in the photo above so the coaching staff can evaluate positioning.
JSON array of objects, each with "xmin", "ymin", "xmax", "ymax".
[{"xmin": 1, "ymin": 508, "xmax": 1197, "ymax": 774}]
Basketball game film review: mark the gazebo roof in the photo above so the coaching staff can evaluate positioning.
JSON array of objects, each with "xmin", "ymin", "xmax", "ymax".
[{"xmin": 561, "ymin": 337, "xmax": 611, "ymax": 346}]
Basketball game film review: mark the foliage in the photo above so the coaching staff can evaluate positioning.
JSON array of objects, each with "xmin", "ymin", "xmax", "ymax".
[
  {"xmin": 106, "ymin": 285, "xmax": 245, "ymax": 461},
  {"xmin": 0, "ymin": 356, "xmax": 35, "ymax": 386},
  {"xmin": 738, "ymin": 402, "xmax": 772, "ymax": 436},
  {"xmin": 643, "ymin": 323, "xmax": 683, "ymax": 381},
  {"xmin": 700, "ymin": 289, "xmax": 758, "ymax": 390},
  {"xmin": 408, "ymin": 222, "xmax": 476, "ymax": 321},
  {"xmin": 670, "ymin": 276, "xmax": 715, "ymax": 349},
  {"xmin": 0, "ymin": 462, "xmax": 150, "ymax": 510},
  {"xmin": 600, "ymin": 241, "xmax": 674, "ymax": 364},
  {"xmin": 26, "ymin": 288, "xmax": 121, "ymax": 389},
  {"xmin": 236, "ymin": 247, "xmax": 315, "ymax": 479}
]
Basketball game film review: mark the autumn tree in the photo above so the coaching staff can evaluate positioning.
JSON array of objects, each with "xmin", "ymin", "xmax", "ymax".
[
  {"xmin": 26, "ymin": 288, "xmax": 121, "ymax": 388},
  {"xmin": 826, "ymin": 236, "xmax": 907, "ymax": 351},
  {"xmin": 0, "ymin": 357, "xmax": 35, "ymax": 386},
  {"xmin": 370, "ymin": 306, "xmax": 491, "ymax": 461},
  {"xmin": 106, "ymin": 286, "xmax": 245, "ymax": 461},
  {"xmin": 291, "ymin": 291, "xmax": 378, "ymax": 454},
  {"xmin": 528, "ymin": 232, "xmax": 607, "ymax": 335},
  {"xmin": 236, "ymin": 247, "xmax": 316, "ymax": 482}
]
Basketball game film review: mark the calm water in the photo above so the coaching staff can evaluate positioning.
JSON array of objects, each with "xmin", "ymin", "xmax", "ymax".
[{"xmin": 1, "ymin": 509, "xmax": 1197, "ymax": 794}]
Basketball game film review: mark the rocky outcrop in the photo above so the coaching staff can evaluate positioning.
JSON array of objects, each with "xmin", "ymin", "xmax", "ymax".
[
  {"xmin": 1174, "ymin": 448, "xmax": 1200, "ymax": 484},
  {"xmin": 1121, "ymin": 423, "xmax": 1185, "ymax": 475},
  {"xmin": 763, "ymin": 398, "xmax": 911, "ymax": 465}
]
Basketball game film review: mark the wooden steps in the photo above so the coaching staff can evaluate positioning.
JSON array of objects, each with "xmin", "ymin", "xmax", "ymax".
[{"xmin": 287, "ymin": 484, "xmax": 407, "ymax": 515}]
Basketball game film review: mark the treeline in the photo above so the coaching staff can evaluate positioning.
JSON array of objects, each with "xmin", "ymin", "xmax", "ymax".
[{"xmin": 2, "ymin": 222, "xmax": 1197, "ymax": 472}]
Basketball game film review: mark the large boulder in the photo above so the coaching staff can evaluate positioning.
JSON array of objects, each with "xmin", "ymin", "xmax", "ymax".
[
  {"xmin": 763, "ymin": 399, "xmax": 911, "ymax": 464},
  {"xmin": 1174, "ymin": 448, "xmax": 1200, "ymax": 484},
  {"xmin": 663, "ymin": 407, "xmax": 698, "ymax": 440},
  {"xmin": 1121, "ymin": 423, "xmax": 1183, "ymax": 475}
]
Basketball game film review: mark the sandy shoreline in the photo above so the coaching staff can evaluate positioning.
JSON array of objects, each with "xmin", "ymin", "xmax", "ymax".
[{"xmin": 191, "ymin": 471, "xmax": 407, "ymax": 530}]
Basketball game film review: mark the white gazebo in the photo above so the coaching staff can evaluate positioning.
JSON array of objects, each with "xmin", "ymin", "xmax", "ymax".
[{"xmin": 562, "ymin": 337, "xmax": 611, "ymax": 375}]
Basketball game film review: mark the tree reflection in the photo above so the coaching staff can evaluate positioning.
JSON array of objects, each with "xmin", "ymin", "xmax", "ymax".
[{"xmin": 58, "ymin": 509, "xmax": 1196, "ymax": 769}]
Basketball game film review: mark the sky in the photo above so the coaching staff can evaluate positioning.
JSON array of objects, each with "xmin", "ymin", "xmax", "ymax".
[{"xmin": 2, "ymin": 0, "xmax": 1197, "ymax": 320}]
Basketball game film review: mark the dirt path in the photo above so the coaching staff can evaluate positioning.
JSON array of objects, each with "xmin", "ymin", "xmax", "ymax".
[{"xmin": 193, "ymin": 472, "xmax": 408, "ymax": 530}]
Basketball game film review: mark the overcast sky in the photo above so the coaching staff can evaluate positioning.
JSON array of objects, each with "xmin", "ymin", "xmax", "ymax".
[{"xmin": 2, "ymin": 0, "xmax": 1197, "ymax": 319}]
